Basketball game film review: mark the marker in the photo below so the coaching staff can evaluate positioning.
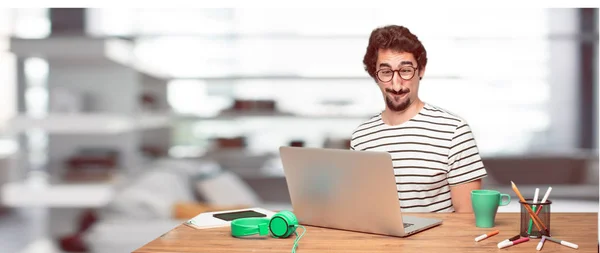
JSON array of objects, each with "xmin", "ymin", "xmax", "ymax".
[
  {"xmin": 475, "ymin": 230, "xmax": 499, "ymax": 242},
  {"xmin": 536, "ymin": 236, "xmax": 546, "ymax": 250},
  {"xmin": 497, "ymin": 235, "xmax": 521, "ymax": 247},
  {"xmin": 535, "ymin": 187, "xmax": 553, "ymax": 216},
  {"xmin": 498, "ymin": 237, "xmax": 529, "ymax": 249},
  {"xmin": 540, "ymin": 187, "xmax": 552, "ymax": 204},
  {"xmin": 528, "ymin": 188, "xmax": 540, "ymax": 234},
  {"xmin": 543, "ymin": 235, "xmax": 579, "ymax": 249}
]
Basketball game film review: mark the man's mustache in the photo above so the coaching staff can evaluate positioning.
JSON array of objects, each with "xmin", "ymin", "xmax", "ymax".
[{"xmin": 385, "ymin": 88, "xmax": 410, "ymax": 95}]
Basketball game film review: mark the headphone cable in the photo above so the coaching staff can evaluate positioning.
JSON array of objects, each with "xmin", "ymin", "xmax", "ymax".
[{"xmin": 291, "ymin": 225, "xmax": 306, "ymax": 253}]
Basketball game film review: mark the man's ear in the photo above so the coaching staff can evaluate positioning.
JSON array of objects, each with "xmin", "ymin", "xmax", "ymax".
[{"xmin": 418, "ymin": 66, "xmax": 426, "ymax": 80}]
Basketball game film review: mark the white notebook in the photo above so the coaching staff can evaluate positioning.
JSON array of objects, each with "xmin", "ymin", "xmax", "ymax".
[{"xmin": 184, "ymin": 207, "xmax": 276, "ymax": 229}]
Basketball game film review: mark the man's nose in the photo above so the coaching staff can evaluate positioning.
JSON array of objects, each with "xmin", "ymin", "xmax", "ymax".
[{"xmin": 392, "ymin": 72, "xmax": 403, "ymax": 91}]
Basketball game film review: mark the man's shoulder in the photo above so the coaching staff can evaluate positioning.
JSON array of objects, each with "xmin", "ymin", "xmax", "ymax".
[
  {"xmin": 351, "ymin": 113, "xmax": 382, "ymax": 135},
  {"xmin": 349, "ymin": 113, "xmax": 382, "ymax": 150},
  {"xmin": 421, "ymin": 103, "xmax": 468, "ymax": 125}
]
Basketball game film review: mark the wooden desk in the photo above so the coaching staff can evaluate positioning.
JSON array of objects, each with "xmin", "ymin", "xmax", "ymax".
[{"xmin": 134, "ymin": 213, "xmax": 598, "ymax": 253}]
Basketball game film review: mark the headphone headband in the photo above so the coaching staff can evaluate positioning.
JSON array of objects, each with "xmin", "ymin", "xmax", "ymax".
[{"xmin": 231, "ymin": 218, "xmax": 271, "ymax": 237}]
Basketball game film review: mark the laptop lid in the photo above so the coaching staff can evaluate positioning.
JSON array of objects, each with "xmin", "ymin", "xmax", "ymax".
[{"xmin": 279, "ymin": 146, "xmax": 413, "ymax": 236}]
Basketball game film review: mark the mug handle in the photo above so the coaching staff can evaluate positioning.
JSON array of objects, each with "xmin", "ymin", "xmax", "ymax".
[{"xmin": 498, "ymin": 194, "xmax": 511, "ymax": 206}]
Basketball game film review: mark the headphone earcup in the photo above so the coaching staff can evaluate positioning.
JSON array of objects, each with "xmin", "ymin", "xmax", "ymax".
[
  {"xmin": 279, "ymin": 210, "xmax": 298, "ymax": 227},
  {"xmin": 269, "ymin": 211, "xmax": 298, "ymax": 238}
]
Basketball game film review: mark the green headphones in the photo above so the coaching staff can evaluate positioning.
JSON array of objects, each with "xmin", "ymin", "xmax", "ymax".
[
  {"xmin": 231, "ymin": 210, "xmax": 298, "ymax": 238},
  {"xmin": 231, "ymin": 211, "xmax": 305, "ymax": 253}
]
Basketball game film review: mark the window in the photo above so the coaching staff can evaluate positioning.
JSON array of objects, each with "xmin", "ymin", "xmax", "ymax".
[
  {"xmin": 87, "ymin": 8, "xmax": 581, "ymax": 156},
  {"xmin": 0, "ymin": 9, "xmax": 12, "ymax": 37},
  {"xmin": 11, "ymin": 8, "xmax": 50, "ymax": 38}
]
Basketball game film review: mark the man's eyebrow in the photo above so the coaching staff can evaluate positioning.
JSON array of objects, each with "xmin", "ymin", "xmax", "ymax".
[
  {"xmin": 400, "ymin": 61, "xmax": 413, "ymax": 66},
  {"xmin": 378, "ymin": 63, "xmax": 392, "ymax": 68}
]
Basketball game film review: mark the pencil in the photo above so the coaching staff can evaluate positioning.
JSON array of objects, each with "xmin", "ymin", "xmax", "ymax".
[
  {"xmin": 510, "ymin": 181, "xmax": 548, "ymax": 234},
  {"xmin": 511, "ymin": 182, "xmax": 544, "ymax": 228},
  {"xmin": 511, "ymin": 182, "xmax": 547, "ymax": 235}
]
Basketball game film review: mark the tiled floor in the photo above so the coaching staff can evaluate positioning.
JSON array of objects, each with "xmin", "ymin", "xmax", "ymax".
[
  {"xmin": 0, "ymin": 208, "xmax": 36, "ymax": 253},
  {"xmin": 0, "ymin": 199, "xmax": 597, "ymax": 253},
  {"xmin": 0, "ymin": 208, "xmax": 65, "ymax": 253}
]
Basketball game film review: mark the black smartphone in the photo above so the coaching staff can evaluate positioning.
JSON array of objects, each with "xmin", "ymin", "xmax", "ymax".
[{"xmin": 212, "ymin": 210, "xmax": 267, "ymax": 221}]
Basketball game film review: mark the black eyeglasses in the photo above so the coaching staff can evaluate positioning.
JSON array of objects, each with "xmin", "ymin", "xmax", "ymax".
[{"xmin": 376, "ymin": 66, "xmax": 419, "ymax": 82}]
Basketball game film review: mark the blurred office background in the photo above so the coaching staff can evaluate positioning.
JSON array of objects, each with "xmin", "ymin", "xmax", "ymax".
[{"xmin": 0, "ymin": 7, "xmax": 597, "ymax": 253}]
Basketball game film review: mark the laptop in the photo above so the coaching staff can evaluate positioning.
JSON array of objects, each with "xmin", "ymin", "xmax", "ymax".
[{"xmin": 279, "ymin": 146, "xmax": 443, "ymax": 237}]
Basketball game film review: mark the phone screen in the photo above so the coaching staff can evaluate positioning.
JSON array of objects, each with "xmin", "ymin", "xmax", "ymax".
[{"xmin": 212, "ymin": 210, "xmax": 267, "ymax": 221}]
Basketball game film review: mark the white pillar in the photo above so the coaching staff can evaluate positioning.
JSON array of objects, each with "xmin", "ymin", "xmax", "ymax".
[{"xmin": 547, "ymin": 8, "xmax": 580, "ymax": 151}]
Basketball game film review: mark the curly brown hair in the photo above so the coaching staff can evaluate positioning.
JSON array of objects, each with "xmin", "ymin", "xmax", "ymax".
[{"xmin": 363, "ymin": 25, "xmax": 428, "ymax": 80}]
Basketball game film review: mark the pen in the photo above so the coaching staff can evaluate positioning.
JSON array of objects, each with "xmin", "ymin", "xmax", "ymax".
[
  {"xmin": 498, "ymin": 237, "xmax": 529, "ymax": 249},
  {"xmin": 497, "ymin": 235, "xmax": 521, "ymax": 247},
  {"xmin": 475, "ymin": 230, "xmax": 499, "ymax": 242},
  {"xmin": 543, "ymin": 235, "xmax": 579, "ymax": 249},
  {"xmin": 536, "ymin": 236, "xmax": 546, "ymax": 250}
]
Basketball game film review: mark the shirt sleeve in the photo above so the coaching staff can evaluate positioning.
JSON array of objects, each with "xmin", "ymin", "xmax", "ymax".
[
  {"xmin": 446, "ymin": 120, "xmax": 487, "ymax": 186},
  {"xmin": 349, "ymin": 136, "xmax": 358, "ymax": 150},
  {"xmin": 349, "ymin": 127, "xmax": 361, "ymax": 151}
]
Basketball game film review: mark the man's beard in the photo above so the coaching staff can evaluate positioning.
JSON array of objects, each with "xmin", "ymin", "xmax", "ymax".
[{"xmin": 385, "ymin": 88, "xmax": 412, "ymax": 112}]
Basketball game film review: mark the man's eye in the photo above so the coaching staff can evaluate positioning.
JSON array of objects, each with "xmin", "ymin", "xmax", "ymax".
[{"xmin": 381, "ymin": 70, "xmax": 393, "ymax": 74}]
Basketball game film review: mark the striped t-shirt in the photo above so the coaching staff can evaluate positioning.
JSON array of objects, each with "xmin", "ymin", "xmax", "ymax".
[{"xmin": 350, "ymin": 103, "xmax": 488, "ymax": 213}]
